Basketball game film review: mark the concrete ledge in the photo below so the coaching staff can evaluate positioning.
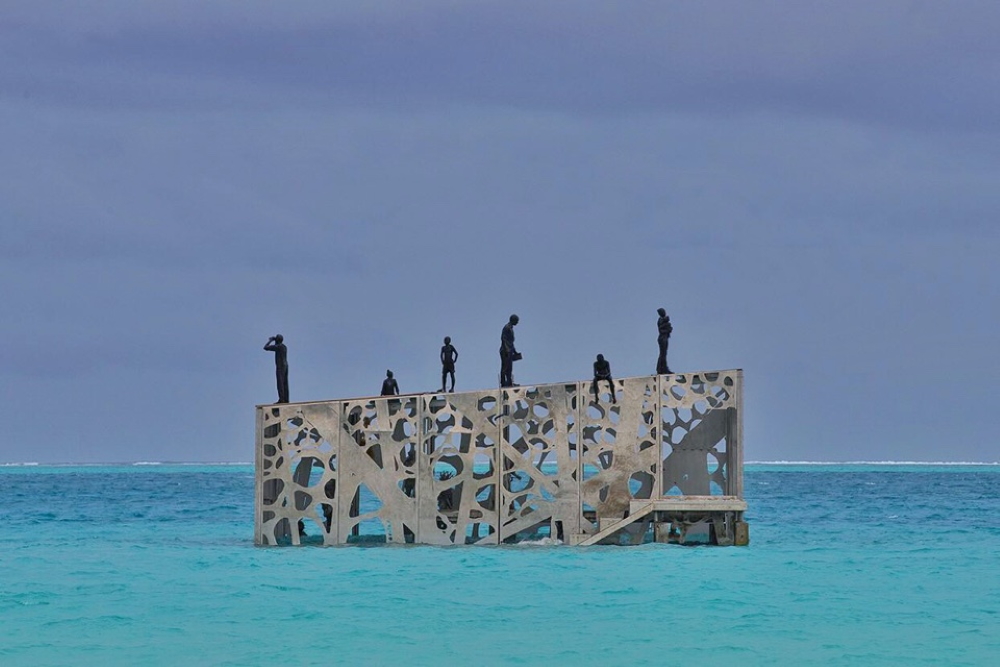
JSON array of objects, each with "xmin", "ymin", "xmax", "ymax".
[{"xmin": 633, "ymin": 497, "xmax": 747, "ymax": 513}]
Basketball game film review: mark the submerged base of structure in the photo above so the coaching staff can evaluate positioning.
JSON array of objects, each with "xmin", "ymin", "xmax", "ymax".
[{"xmin": 255, "ymin": 370, "xmax": 747, "ymax": 547}]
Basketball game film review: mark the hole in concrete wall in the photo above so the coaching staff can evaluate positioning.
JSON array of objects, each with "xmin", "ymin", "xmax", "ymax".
[
  {"xmin": 393, "ymin": 418, "xmax": 414, "ymax": 441},
  {"xmin": 466, "ymin": 522, "xmax": 495, "ymax": 544},
  {"xmin": 398, "ymin": 443, "xmax": 416, "ymax": 467},
  {"xmin": 583, "ymin": 463, "xmax": 600, "ymax": 480},
  {"xmin": 318, "ymin": 503, "xmax": 334, "ymax": 533},
  {"xmin": 272, "ymin": 518, "xmax": 292, "ymax": 545},
  {"xmin": 436, "ymin": 460, "xmax": 459, "ymax": 480},
  {"xmin": 435, "ymin": 412, "xmax": 456, "ymax": 431},
  {"xmin": 292, "ymin": 456, "xmax": 325, "ymax": 487},
  {"xmin": 398, "ymin": 477, "xmax": 416, "ymax": 499},
  {"xmin": 630, "ymin": 471, "xmax": 654, "ymax": 498},
  {"xmin": 294, "ymin": 490, "xmax": 313, "ymax": 512},
  {"xmin": 662, "ymin": 407, "xmax": 678, "ymax": 425},
  {"xmin": 710, "ymin": 480, "xmax": 724, "ymax": 495},
  {"xmin": 352, "ymin": 483, "xmax": 383, "ymax": 515},
  {"xmin": 504, "ymin": 470, "xmax": 532, "ymax": 493},
  {"xmin": 366, "ymin": 444, "xmax": 384, "ymax": 468},
  {"xmin": 437, "ymin": 481, "xmax": 462, "ymax": 511},
  {"xmin": 599, "ymin": 451, "xmax": 614, "ymax": 469},
  {"xmin": 262, "ymin": 479, "xmax": 284, "ymax": 504},
  {"xmin": 476, "ymin": 483, "xmax": 495, "ymax": 510},
  {"xmin": 502, "ymin": 516, "xmax": 554, "ymax": 544},
  {"xmin": 511, "ymin": 399, "xmax": 530, "ymax": 420},
  {"xmin": 473, "ymin": 453, "xmax": 494, "ymax": 479},
  {"xmin": 348, "ymin": 518, "xmax": 387, "ymax": 543},
  {"xmin": 663, "ymin": 484, "xmax": 683, "ymax": 496}
]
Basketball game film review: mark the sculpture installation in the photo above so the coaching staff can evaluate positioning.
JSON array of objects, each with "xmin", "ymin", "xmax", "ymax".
[{"xmin": 255, "ymin": 370, "xmax": 746, "ymax": 547}]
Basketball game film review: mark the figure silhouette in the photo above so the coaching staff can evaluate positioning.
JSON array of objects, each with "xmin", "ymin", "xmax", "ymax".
[
  {"xmin": 381, "ymin": 369, "xmax": 400, "ymax": 396},
  {"xmin": 656, "ymin": 308, "xmax": 673, "ymax": 375},
  {"xmin": 592, "ymin": 353, "xmax": 616, "ymax": 403},
  {"xmin": 499, "ymin": 314, "xmax": 520, "ymax": 387},
  {"xmin": 439, "ymin": 336, "xmax": 458, "ymax": 393},
  {"xmin": 263, "ymin": 334, "xmax": 289, "ymax": 403}
]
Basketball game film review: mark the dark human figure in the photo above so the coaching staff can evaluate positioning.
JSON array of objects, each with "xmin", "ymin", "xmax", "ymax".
[
  {"xmin": 656, "ymin": 308, "xmax": 673, "ymax": 375},
  {"xmin": 263, "ymin": 334, "xmax": 289, "ymax": 403},
  {"xmin": 439, "ymin": 336, "xmax": 459, "ymax": 393},
  {"xmin": 381, "ymin": 369, "xmax": 400, "ymax": 396},
  {"xmin": 592, "ymin": 353, "xmax": 616, "ymax": 403},
  {"xmin": 499, "ymin": 314, "xmax": 520, "ymax": 387}
]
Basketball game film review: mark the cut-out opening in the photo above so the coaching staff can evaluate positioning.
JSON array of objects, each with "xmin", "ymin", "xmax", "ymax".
[
  {"xmin": 466, "ymin": 522, "xmax": 496, "ymax": 544},
  {"xmin": 629, "ymin": 471, "xmax": 654, "ymax": 498},
  {"xmin": 262, "ymin": 478, "xmax": 284, "ymax": 505},
  {"xmin": 347, "ymin": 518, "xmax": 388, "ymax": 544}
]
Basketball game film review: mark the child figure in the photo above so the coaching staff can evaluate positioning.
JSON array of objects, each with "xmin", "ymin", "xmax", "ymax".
[{"xmin": 440, "ymin": 336, "xmax": 458, "ymax": 393}]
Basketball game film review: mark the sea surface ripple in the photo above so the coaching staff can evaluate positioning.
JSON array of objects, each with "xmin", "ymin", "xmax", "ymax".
[{"xmin": 1, "ymin": 465, "xmax": 998, "ymax": 665}]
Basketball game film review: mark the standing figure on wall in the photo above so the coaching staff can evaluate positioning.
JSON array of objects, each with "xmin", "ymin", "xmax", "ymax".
[
  {"xmin": 592, "ymin": 354, "xmax": 616, "ymax": 403},
  {"xmin": 439, "ymin": 336, "xmax": 459, "ymax": 393},
  {"xmin": 499, "ymin": 314, "xmax": 520, "ymax": 388},
  {"xmin": 381, "ymin": 369, "xmax": 400, "ymax": 396},
  {"xmin": 656, "ymin": 308, "xmax": 673, "ymax": 375},
  {"xmin": 263, "ymin": 334, "xmax": 289, "ymax": 404}
]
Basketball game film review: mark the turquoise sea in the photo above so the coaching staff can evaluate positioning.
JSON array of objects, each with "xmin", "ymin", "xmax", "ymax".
[{"xmin": 2, "ymin": 464, "xmax": 998, "ymax": 666}]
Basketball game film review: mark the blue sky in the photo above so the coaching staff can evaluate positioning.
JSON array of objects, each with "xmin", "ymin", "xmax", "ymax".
[{"xmin": 2, "ymin": 1, "xmax": 998, "ymax": 463}]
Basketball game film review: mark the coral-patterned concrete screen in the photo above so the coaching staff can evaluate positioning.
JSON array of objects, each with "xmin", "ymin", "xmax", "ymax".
[{"xmin": 255, "ymin": 370, "xmax": 746, "ymax": 547}]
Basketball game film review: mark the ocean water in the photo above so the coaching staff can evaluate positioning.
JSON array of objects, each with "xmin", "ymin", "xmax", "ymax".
[{"xmin": 1, "ymin": 464, "xmax": 998, "ymax": 666}]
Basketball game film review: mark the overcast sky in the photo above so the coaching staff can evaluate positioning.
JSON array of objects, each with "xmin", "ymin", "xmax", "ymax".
[{"xmin": 2, "ymin": 1, "xmax": 998, "ymax": 463}]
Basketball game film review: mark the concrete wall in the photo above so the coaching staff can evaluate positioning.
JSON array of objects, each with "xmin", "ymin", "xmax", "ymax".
[{"xmin": 255, "ymin": 370, "xmax": 743, "ymax": 546}]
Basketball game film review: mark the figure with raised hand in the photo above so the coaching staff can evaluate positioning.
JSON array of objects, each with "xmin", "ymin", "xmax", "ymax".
[
  {"xmin": 439, "ymin": 336, "xmax": 459, "ymax": 393},
  {"xmin": 381, "ymin": 369, "xmax": 400, "ymax": 396},
  {"xmin": 499, "ymin": 314, "xmax": 520, "ymax": 387},
  {"xmin": 656, "ymin": 308, "xmax": 673, "ymax": 375},
  {"xmin": 263, "ymin": 334, "xmax": 289, "ymax": 404},
  {"xmin": 592, "ymin": 353, "xmax": 616, "ymax": 403}
]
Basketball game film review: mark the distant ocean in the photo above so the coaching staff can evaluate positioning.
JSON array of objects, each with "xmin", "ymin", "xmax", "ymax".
[{"xmin": 2, "ymin": 464, "xmax": 998, "ymax": 665}]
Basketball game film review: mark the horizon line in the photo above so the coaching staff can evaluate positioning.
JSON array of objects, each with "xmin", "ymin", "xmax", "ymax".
[{"xmin": 2, "ymin": 460, "xmax": 997, "ymax": 467}]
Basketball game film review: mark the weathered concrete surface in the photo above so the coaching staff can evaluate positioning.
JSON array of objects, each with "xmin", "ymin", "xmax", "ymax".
[{"xmin": 255, "ymin": 370, "xmax": 746, "ymax": 546}]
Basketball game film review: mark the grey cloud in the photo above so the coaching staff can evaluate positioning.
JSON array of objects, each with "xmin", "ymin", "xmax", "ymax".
[{"xmin": 4, "ymin": 2, "xmax": 999, "ymax": 130}]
